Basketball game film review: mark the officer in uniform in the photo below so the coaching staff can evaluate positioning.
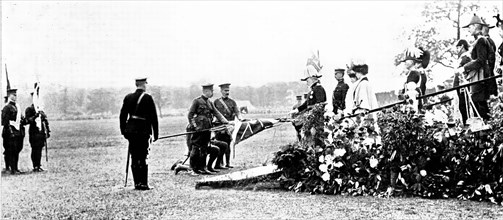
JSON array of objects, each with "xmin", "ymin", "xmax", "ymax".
[
  {"xmin": 332, "ymin": 68, "xmax": 349, "ymax": 115},
  {"xmin": 119, "ymin": 77, "xmax": 158, "ymax": 190},
  {"xmin": 214, "ymin": 83, "xmax": 242, "ymax": 169},
  {"xmin": 25, "ymin": 90, "xmax": 51, "ymax": 172},
  {"xmin": 188, "ymin": 84, "xmax": 229, "ymax": 174},
  {"xmin": 2, "ymin": 88, "xmax": 26, "ymax": 174},
  {"xmin": 290, "ymin": 67, "xmax": 327, "ymax": 141}
]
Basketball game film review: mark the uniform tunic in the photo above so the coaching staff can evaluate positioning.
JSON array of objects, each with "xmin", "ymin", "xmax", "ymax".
[
  {"xmin": 187, "ymin": 95, "xmax": 227, "ymax": 171},
  {"xmin": 1, "ymin": 101, "xmax": 25, "ymax": 172},
  {"xmin": 462, "ymin": 35, "xmax": 492, "ymax": 120},
  {"xmin": 119, "ymin": 89, "xmax": 159, "ymax": 187},
  {"xmin": 332, "ymin": 80, "xmax": 349, "ymax": 114},
  {"xmin": 25, "ymin": 104, "xmax": 50, "ymax": 169},
  {"xmin": 297, "ymin": 83, "xmax": 327, "ymax": 112}
]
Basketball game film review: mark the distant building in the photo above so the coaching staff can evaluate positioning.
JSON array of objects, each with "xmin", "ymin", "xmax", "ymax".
[{"xmin": 235, "ymin": 100, "xmax": 256, "ymax": 113}]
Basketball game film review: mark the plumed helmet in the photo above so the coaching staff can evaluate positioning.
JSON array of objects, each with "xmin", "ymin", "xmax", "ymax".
[{"xmin": 462, "ymin": 13, "xmax": 484, "ymax": 28}]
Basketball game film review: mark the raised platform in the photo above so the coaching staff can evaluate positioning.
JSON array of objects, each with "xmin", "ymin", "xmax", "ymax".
[{"xmin": 195, "ymin": 164, "xmax": 281, "ymax": 189}]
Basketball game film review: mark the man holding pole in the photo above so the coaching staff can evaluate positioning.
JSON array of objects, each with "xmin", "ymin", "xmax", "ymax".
[
  {"xmin": 187, "ymin": 84, "xmax": 229, "ymax": 174},
  {"xmin": 25, "ymin": 84, "xmax": 51, "ymax": 172},
  {"xmin": 214, "ymin": 83, "xmax": 242, "ymax": 169},
  {"xmin": 119, "ymin": 77, "xmax": 158, "ymax": 190}
]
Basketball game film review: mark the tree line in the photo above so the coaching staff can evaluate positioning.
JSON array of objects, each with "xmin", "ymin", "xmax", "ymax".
[{"xmin": 7, "ymin": 81, "xmax": 403, "ymax": 120}]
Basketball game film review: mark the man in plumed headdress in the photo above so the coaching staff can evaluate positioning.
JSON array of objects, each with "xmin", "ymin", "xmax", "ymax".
[{"xmin": 456, "ymin": 14, "xmax": 494, "ymax": 120}]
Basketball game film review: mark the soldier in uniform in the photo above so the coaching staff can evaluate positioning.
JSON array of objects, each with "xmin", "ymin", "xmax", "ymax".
[
  {"xmin": 119, "ymin": 77, "xmax": 158, "ymax": 190},
  {"xmin": 2, "ymin": 88, "xmax": 26, "ymax": 174},
  {"xmin": 332, "ymin": 68, "xmax": 349, "ymax": 115},
  {"xmin": 25, "ymin": 90, "xmax": 51, "ymax": 172},
  {"xmin": 188, "ymin": 84, "xmax": 229, "ymax": 174},
  {"xmin": 213, "ymin": 83, "xmax": 242, "ymax": 169},
  {"xmin": 290, "ymin": 66, "xmax": 327, "ymax": 140},
  {"xmin": 456, "ymin": 14, "xmax": 494, "ymax": 121}
]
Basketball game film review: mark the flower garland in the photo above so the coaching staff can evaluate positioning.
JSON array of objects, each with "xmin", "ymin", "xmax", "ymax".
[{"xmin": 273, "ymin": 97, "xmax": 503, "ymax": 205}]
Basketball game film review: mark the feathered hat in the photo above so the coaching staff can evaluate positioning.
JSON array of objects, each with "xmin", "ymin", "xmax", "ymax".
[
  {"xmin": 401, "ymin": 46, "xmax": 430, "ymax": 68},
  {"xmin": 494, "ymin": 14, "xmax": 502, "ymax": 27},
  {"xmin": 481, "ymin": 17, "xmax": 494, "ymax": 29}
]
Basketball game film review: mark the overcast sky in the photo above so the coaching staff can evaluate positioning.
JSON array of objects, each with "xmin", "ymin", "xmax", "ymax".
[{"xmin": 2, "ymin": 1, "xmax": 502, "ymax": 93}]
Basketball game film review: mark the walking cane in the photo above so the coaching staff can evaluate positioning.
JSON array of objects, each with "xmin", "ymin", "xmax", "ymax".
[
  {"xmin": 45, "ymin": 139, "xmax": 48, "ymax": 162},
  {"xmin": 124, "ymin": 146, "xmax": 130, "ymax": 187}
]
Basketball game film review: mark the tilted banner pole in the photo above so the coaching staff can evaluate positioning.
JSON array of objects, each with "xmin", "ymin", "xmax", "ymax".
[
  {"xmin": 341, "ymin": 74, "xmax": 502, "ymax": 120},
  {"xmin": 157, "ymin": 125, "xmax": 229, "ymax": 140}
]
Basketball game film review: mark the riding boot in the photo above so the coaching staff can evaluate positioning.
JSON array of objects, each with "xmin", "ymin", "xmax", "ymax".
[
  {"xmin": 3, "ymin": 156, "xmax": 9, "ymax": 171},
  {"xmin": 207, "ymin": 151, "xmax": 219, "ymax": 173},
  {"xmin": 131, "ymin": 164, "xmax": 140, "ymax": 188},
  {"xmin": 138, "ymin": 165, "xmax": 150, "ymax": 190}
]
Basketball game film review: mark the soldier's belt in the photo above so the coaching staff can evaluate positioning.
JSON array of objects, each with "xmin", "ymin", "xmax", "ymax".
[{"xmin": 130, "ymin": 115, "xmax": 146, "ymax": 120}]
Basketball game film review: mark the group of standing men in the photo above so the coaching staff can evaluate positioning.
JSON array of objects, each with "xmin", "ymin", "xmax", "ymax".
[
  {"xmin": 2, "ymin": 86, "xmax": 51, "ymax": 175},
  {"xmin": 120, "ymin": 78, "xmax": 242, "ymax": 190},
  {"xmin": 291, "ymin": 58, "xmax": 378, "ymax": 125}
]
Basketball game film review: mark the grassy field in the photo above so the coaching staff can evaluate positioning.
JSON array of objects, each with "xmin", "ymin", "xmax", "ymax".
[{"xmin": 1, "ymin": 115, "xmax": 503, "ymax": 219}]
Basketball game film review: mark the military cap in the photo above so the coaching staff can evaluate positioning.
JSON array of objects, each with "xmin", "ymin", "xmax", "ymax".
[
  {"xmin": 296, "ymin": 95, "xmax": 302, "ymax": 100},
  {"xmin": 303, "ymin": 93, "xmax": 308, "ymax": 99},
  {"xmin": 463, "ymin": 14, "xmax": 484, "ymax": 28},
  {"xmin": 202, "ymin": 83, "xmax": 214, "ymax": 89},
  {"xmin": 135, "ymin": 77, "xmax": 148, "ymax": 84},
  {"xmin": 6, "ymin": 88, "xmax": 17, "ymax": 95},
  {"xmin": 219, "ymin": 83, "xmax": 231, "ymax": 89}
]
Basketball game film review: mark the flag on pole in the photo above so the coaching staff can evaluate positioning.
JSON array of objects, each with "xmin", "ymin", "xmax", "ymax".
[{"xmin": 230, "ymin": 118, "xmax": 280, "ymax": 147}]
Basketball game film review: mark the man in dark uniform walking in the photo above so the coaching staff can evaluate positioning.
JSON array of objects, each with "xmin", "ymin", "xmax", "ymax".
[
  {"xmin": 25, "ymin": 90, "xmax": 51, "ymax": 172},
  {"xmin": 120, "ymin": 77, "xmax": 158, "ymax": 190},
  {"xmin": 214, "ymin": 83, "xmax": 242, "ymax": 169},
  {"xmin": 187, "ymin": 84, "xmax": 229, "ymax": 174},
  {"xmin": 332, "ymin": 68, "xmax": 349, "ymax": 115},
  {"xmin": 2, "ymin": 88, "xmax": 26, "ymax": 174}
]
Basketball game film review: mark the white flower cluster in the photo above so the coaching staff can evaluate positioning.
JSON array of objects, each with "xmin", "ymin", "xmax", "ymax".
[{"xmin": 318, "ymin": 148, "xmax": 347, "ymax": 181}]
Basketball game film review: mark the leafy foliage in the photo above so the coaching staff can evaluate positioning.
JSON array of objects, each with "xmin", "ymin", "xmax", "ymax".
[{"xmin": 273, "ymin": 98, "xmax": 503, "ymax": 205}]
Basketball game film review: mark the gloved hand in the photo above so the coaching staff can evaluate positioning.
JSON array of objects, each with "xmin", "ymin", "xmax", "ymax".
[{"xmin": 289, "ymin": 109, "xmax": 299, "ymax": 115}]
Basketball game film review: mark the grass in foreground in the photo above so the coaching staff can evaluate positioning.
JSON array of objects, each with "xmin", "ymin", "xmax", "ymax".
[{"xmin": 1, "ymin": 116, "xmax": 502, "ymax": 219}]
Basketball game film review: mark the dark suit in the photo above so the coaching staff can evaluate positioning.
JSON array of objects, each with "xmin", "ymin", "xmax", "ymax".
[
  {"xmin": 25, "ymin": 104, "xmax": 50, "ymax": 170},
  {"xmin": 2, "ymin": 101, "xmax": 25, "ymax": 173},
  {"xmin": 119, "ymin": 89, "xmax": 158, "ymax": 188}
]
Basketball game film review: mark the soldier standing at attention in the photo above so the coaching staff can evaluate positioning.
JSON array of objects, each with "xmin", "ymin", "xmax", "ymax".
[
  {"xmin": 332, "ymin": 68, "xmax": 349, "ymax": 115},
  {"xmin": 25, "ymin": 90, "xmax": 51, "ymax": 172},
  {"xmin": 120, "ymin": 77, "xmax": 158, "ymax": 190},
  {"xmin": 214, "ymin": 83, "xmax": 242, "ymax": 169},
  {"xmin": 2, "ymin": 88, "xmax": 26, "ymax": 174},
  {"xmin": 188, "ymin": 84, "xmax": 229, "ymax": 174}
]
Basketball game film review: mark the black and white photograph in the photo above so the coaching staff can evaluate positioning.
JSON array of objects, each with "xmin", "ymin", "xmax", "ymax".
[{"xmin": 1, "ymin": 0, "xmax": 503, "ymax": 219}]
